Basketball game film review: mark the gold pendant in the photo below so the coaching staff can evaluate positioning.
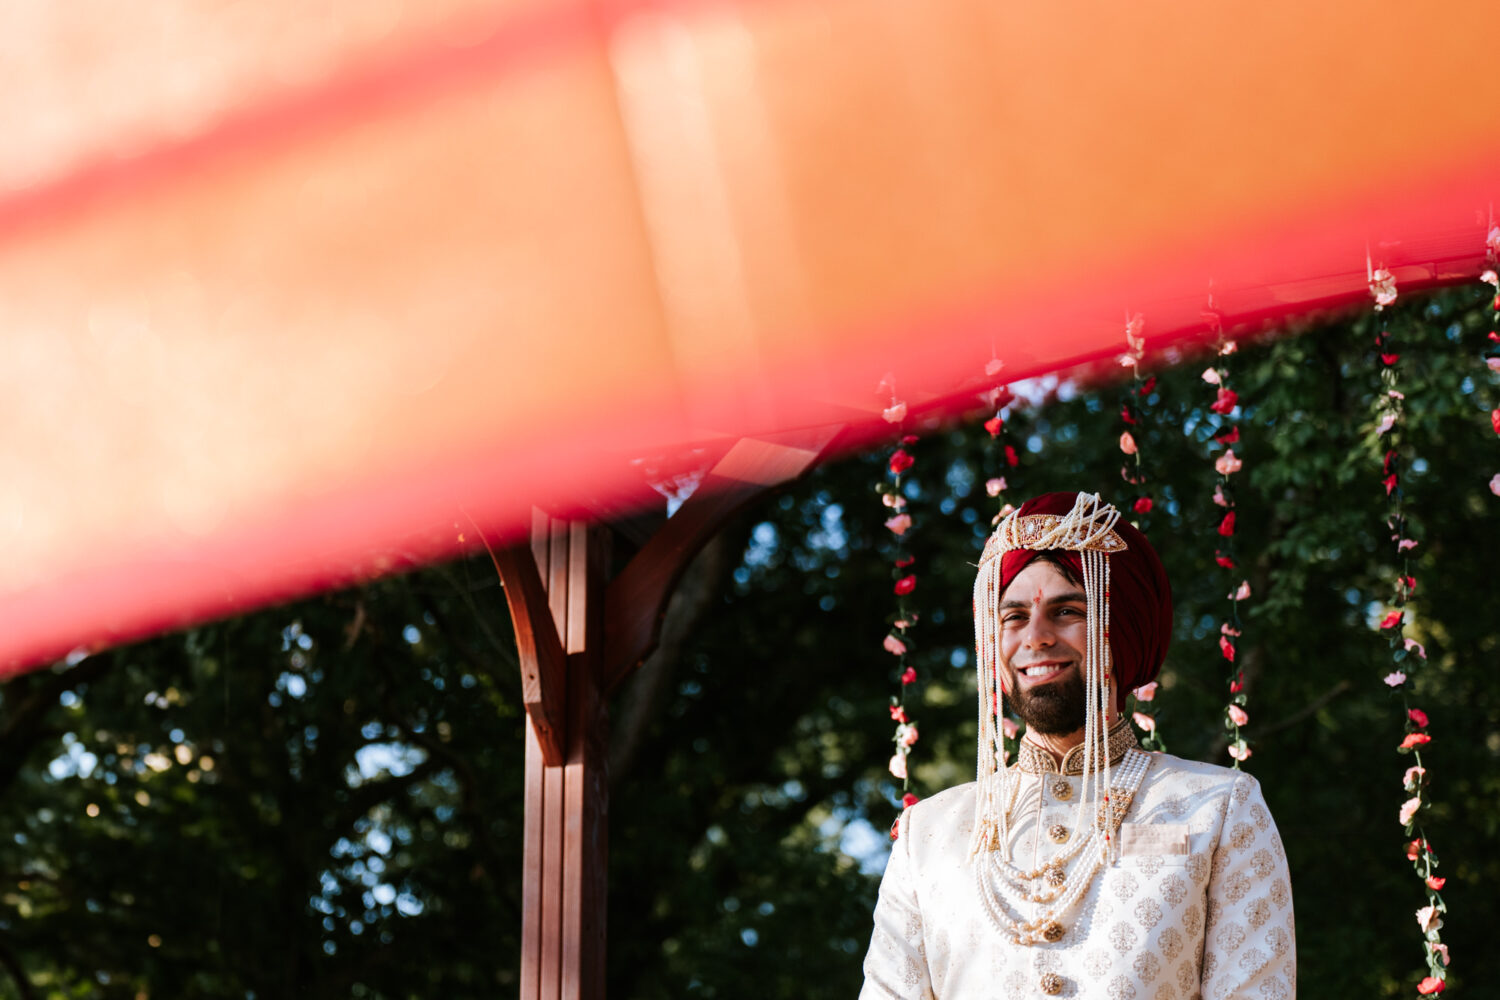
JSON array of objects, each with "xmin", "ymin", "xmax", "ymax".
[{"xmin": 1040, "ymin": 972, "xmax": 1065, "ymax": 995}]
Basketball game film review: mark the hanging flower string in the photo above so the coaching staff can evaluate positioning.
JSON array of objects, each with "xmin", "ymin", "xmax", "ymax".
[
  {"xmin": 1201, "ymin": 308, "xmax": 1253, "ymax": 766},
  {"xmin": 1116, "ymin": 314, "xmax": 1167, "ymax": 751},
  {"xmin": 979, "ymin": 358, "xmax": 1024, "ymax": 767},
  {"xmin": 1368, "ymin": 269, "xmax": 1450, "ymax": 997},
  {"xmin": 980, "ymin": 357, "xmax": 1021, "ymax": 525},
  {"xmin": 877, "ymin": 379, "xmax": 921, "ymax": 837},
  {"xmin": 1483, "ymin": 224, "xmax": 1500, "ymax": 501}
]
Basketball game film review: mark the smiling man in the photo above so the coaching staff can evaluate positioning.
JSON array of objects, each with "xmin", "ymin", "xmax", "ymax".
[{"xmin": 860, "ymin": 492, "xmax": 1295, "ymax": 1000}]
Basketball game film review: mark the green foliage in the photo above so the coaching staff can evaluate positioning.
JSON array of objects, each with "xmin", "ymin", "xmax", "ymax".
[{"xmin": 1, "ymin": 288, "xmax": 1498, "ymax": 997}]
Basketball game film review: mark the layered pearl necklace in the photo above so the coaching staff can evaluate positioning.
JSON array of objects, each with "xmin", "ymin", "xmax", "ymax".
[{"xmin": 974, "ymin": 746, "xmax": 1151, "ymax": 946}]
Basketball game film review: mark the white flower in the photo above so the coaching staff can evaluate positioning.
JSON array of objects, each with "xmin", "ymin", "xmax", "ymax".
[
  {"xmin": 888, "ymin": 753, "xmax": 908, "ymax": 779},
  {"xmin": 1377, "ymin": 413, "xmax": 1397, "ymax": 436},
  {"xmin": 1481, "ymin": 269, "xmax": 1499, "ymax": 289},
  {"xmin": 985, "ymin": 477, "xmax": 1008, "ymax": 497},
  {"xmin": 882, "ymin": 401, "xmax": 907, "ymax": 423},
  {"xmin": 1370, "ymin": 267, "xmax": 1397, "ymax": 309},
  {"xmin": 1202, "ymin": 367, "xmax": 1221, "ymax": 385},
  {"xmin": 1416, "ymin": 904, "xmax": 1443, "ymax": 934},
  {"xmin": 1399, "ymin": 797, "xmax": 1421, "ymax": 825}
]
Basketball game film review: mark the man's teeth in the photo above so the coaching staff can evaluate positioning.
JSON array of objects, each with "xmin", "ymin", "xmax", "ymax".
[{"xmin": 1022, "ymin": 665, "xmax": 1064, "ymax": 677}]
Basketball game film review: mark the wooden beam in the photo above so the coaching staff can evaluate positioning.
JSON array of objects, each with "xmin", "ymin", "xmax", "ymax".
[
  {"xmin": 600, "ymin": 426, "xmax": 843, "ymax": 694},
  {"xmin": 495, "ymin": 527, "xmax": 568, "ymax": 767}
]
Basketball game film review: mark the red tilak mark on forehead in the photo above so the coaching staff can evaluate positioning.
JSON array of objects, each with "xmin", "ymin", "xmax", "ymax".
[{"xmin": 1032, "ymin": 587, "xmax": 1044, "ymax": 606}]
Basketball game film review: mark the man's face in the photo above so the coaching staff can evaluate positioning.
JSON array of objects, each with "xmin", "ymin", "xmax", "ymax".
[{"xmin": 998, "ymin": 559, "xmax": 1089, "ymax": 736}]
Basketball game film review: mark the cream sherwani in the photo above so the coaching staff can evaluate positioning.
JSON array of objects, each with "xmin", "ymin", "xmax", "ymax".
[{"xmin": 861, "ymin": 728, "xmax": 1295, "ymax": 1000}]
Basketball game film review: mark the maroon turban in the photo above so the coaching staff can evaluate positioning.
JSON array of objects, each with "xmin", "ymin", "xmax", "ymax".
[{"xmin": 994, "ymin": 492, "xmax": 1173, "ymax": 710}]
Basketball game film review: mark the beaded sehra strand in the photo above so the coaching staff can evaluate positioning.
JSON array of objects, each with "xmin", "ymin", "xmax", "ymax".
[{"xmin": 971, "ymin": 493, "xmax": 1128, "ymax": 865}]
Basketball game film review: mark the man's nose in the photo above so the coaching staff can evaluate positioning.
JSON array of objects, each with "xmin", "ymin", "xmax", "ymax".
[{"xmin": 1021, "ymin": 614, "xmax": 1057, "ymax": 648}]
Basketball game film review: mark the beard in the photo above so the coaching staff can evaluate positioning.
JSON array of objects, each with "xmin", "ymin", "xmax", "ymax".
[{"xmin": 1009, "ymin": 667, "xmax": 1087, "ymax": 735}]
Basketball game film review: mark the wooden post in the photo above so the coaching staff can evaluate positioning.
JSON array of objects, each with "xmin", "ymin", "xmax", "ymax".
[{"xmin": 514, "ymin": 512, "xmax": 609, "ymax": 1000}]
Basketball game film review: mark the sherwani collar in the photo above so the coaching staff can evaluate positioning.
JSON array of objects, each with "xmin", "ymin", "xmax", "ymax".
[{"xmin": 1014, "ymin": 718, "xmax": 1138, "ymax": 775}]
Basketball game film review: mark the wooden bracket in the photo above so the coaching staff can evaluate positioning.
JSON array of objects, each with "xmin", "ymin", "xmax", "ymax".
[
  {"xmin": 601, "ymin": 426, "xmax": 844, "ymax": 694},
  {"xmin": 495, "ymin": 543, "xmax": 568, "ymax": 766}
]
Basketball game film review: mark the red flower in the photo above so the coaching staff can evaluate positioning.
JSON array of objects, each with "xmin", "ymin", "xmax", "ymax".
[
  {"xmin": 889, "ymin": 449, "xmax": 915, "ymax": 475},
  {"xmin": 1402, "ymin": 576, "xmax": 1417, "ymax": 594},
  {"xmin": 889, "ymin": 705, "xmax": 908, "ymax": 722},
  {"xmin": 993, "ymin": 386, "xmax": 1015, "ymax": 410},
  {"xmin": 901, "ymin": 667, "xmax": 917, "ymax": 685},
  {"xmin": 1215, "ymin": 426, "xmax": 1240, "ymax": 445},
  {"xmin": 1492, "ymin": 409, "xmax": 1500, "ymax": 436},
  {"xmin": 894, "ymin": 575, "xmax": 917, "ymax": 596},
  {"xmin": 1379, "ymin": 610, "xmax": 1403, "ymax": 630},
  {"xmin": 1209, "ymin": 387, "xmax": 1239, "ymax": 415},
  {"xmin": 1138, "ymin": 376, "xmax": 1157, "ymax": 396},
  {"xmin": 1004, "ymin": 445, "xmax": 1019, "ymax": 467},
  {"xmin": 1215, "ymin": 555, "xmax": 1237, "ymax": 569},
  {"xmin": 902, "ymin": 434, "xmax": 919, "ymax": 445},
  {"xmin": 1406, "ymin": 838, "xmax": 1423, "ymax": 860},
  {"xmin": 1426, "ymin": 875, "xmax": 1446, "ymax": 890},
  {"xmin": 1417, "ymin": 977, "xmax": 1445, "ymax": 995},
  {"xmin": 894, "ymin": 555, "xmax": 915, "ymax": 568},
  {"xmin": 889, "ymin": 818, "xmax": 901, "ymax": 840},
  {"xmin": 1120, "ymin": 405, "xmax": 1137, "ymax": 426},
  {"xmin": 1133, "ymin": 496, "xmax": 1153, "ymax": 514},
  {"xmin": 1399, "ymin": 732, "xmax": 1432, "ymax": 750},
  {"xmin": 1219, "ymin": 636, "xmax": 1236, "ymax": 662},
  {"xmin": 1409, "ymin": 708, "xmax": 1429, "ymax": 728},
  {"xmin": 1383, "ymin": 473, "xmax": 1399, "ymax": 495},
  {"xmin": 1381, "ymin": 352, "xmax": 1401, "ymax": 366},
  {"xmin": 1383, "ymin": 449, "xmax": 1398, "ymax": 475},
  {"xmin": 984, "ymin": 416, "xmax": 1004, "ymax": 437},
  {"xmin": 1229, "ymin": 672, "xmax": 1246, "ymax": 694},
  {"xmin": 1217, "ymin": 511, "xmax": 1236, "ymax": 536},
  {"xmin": 902, "ymin": 792, "xmax": 920, "ymax": 808}
]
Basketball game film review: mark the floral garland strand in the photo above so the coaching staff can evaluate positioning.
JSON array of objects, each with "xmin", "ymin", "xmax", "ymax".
[
  {"xmin": 980, "ymin": 357, "xmax": 1021, "ymax": 525},
  {"xmin": 1116, "ymin": 314, "xmax": 1168, "ymax": 751},
  {"xmin": 1367, "ymin": 269, "xmax": 1450, "ymax": 997},
  {"xmin": 876, "ymin": 381, "xmax": 921, "ymax": 838},
  {"xmin": 1200, "ymin": 310, "xmax": 1254, "ymax": 766},
  {"xmin": 979, "ymin": 358, "xmax": 1023, "ymax": 768},
  {"xmin": 1483, "ymin": 223, "xmax": 1500, "ymax": 500}
]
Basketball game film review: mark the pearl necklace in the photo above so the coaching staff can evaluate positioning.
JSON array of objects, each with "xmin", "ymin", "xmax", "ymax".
[{"xmin": 974, "ymin": 748, "xmax": 1151, "ymax": 946}]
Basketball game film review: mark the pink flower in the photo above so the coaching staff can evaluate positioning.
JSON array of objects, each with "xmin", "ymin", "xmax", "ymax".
[
  {"xmin": 882, "ymin": 401, "xmax": 907, "ymax": 423},
  {"xmin": 893, "ymin": 575, "xmax": 917, "ymax": 596},
  {"xmin": 1227, "ymin": 742, "xmax": 1252, "ymax": 762},
  {"xmin": 1377, "ymin": 412, "xmax": 1397, "ymax": 436},
  {"xmin": 1488, "ymin": 358, "xmax": 1500, "ymax": 373},
  {"xmin": 889, "ymin": 449, "xmax": 915, "ymax": 475},
  {"xmin": 882, "ymin": 493, "xmax": 906, "ymax": 510},
  {"xmin": 1212, "ymin": 484, "xmax": 1228, "ymax": 507},
  {"xmin": 1384, "ymin": 671, "xmax": 1407, "ymax": 687},
  {"xmin": 1209, "ymin": 387, "xmax": 1239, "ymax": 415},
  {"xmin": 1483, "ymin": 269, "xmax": 1500, "ymax": 289},
  {"xmin": 1219, "ymin": 635, "xmax": 1236, "ymax": 662},
  {"xmin": 1426, "ymin": 876, "xmax": 1446, "ymax": 893},
  {"xmin": 1214, "ymin": 449, "xmax": 1242, "ymax": 476},
  {"xmin": 1409, "ymin": 708, "xmax": 1429, "ymax": 727},
  {"xmin": 1229, "ymin": 581, "xmax": 1251, "ymax": 601},
  {"xmin": 1133, "ymin": 682, "xmax": 1159, "ymax": 702},
  {"xmin": 896, "ymin": 723, "xmax": 919, "ymax": 747},
  {"xmin": 1417, "ymin": 976, "xmax": 1445, "ymax": 995},
  {"xmin": 1219, "ymin": 340, "xmax": 1239, "ymax": 356},
  {"xmin": 883, "ymin": 635, "xmax": 907, "ymax": 656},
  {"xmin": 1400, "ymin": 732, "xmax": 1432, "ymax": 750},
  {"xmin": 1370, "ymin": 267, "xmax": 1397, "ymax": 308},
  {"xmin": 901, "ymin": 667, "xmax": 917, "ymax": 685},
  {"xmin": 1491, "ymin": 472, "xmax": 1500, "ymax": 497},
  {"xmin": 1398, "ymin": 538, "xmax": 1418, "ymax": 552},
  {"xmin": 1132, "ymin": 711, "xmax": 1156, "ymax": 733},
  {"xmin": 1404, "ymin": 766, "xmax": 1426, "ymax": 790},
  {"xmin": 984, "ymin": 358, "xmax": 1005, "ymax": 376},
  {"xmin": 1399, "ymin": 797, "xmax": 1422, "ymax": 825},
  {"xmin": 1228, "ymin": 705, "xmax": 1249, "ymax": 727},
  {"xmin": 1221, "ymin": 623, "xmax": 1242, "ymax": 637},
  {"xmin": 888, "ymin": 753, "xmax": 908, "ymax": 779},
  {"xmin": 1406, "ymin": 838, "xmax": 1424, "ymax": 860},
  {"xmin": 985, "ymin": 477, "xmax": 1007, "ymax": 497},
  {"xmin": 1201, "ymin": 367, "xmax": 1221, "ymax": 385},
  {"xmin": 902, "ymin": 792, "xmax": 920, "ymax": 808},
  {"xmin": 997, "ymin": 503, "xmax": 1016, "ymax": 518},
  {"xmin": 1119, "ymin": 431, "xmax": 1138, "ymax": 455},
  {"xmin": 1001, "ymin": 717, "xmax": 1020, "ymax": 739},
  {"xmin": 884, "ymin": 513, "xmax": 912, "ymax": 536},
  {"xmin": 1404, "ymin": 638, "xmax": 1427, "ymax": 659},
  {"xmin": 1416, "ymin": 904, "xmax": 1443, "ymax": 934},
  {"xmin": 889, "ymin": 704, "xmax": 908, "ymax": 723}
]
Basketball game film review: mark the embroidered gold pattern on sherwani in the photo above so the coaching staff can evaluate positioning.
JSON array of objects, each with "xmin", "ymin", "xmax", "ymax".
[{"xmin": 860, "ymin": 749, "xmax": 1296, "ymax": 1000}]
